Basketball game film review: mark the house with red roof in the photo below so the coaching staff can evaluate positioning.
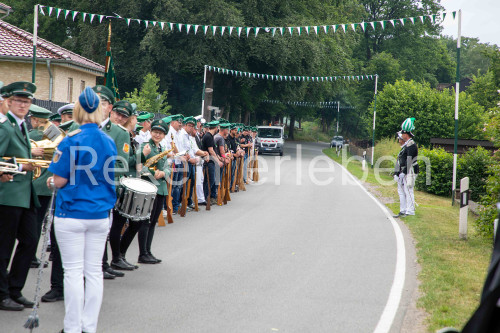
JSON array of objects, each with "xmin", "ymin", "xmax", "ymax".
[{"xmin": 0, "ymin": 19, "xmax": 104, "ymax": 103}]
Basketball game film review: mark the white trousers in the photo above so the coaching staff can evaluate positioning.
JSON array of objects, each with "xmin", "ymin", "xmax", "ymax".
[
  {"xmin": 196, "ymin": 165, "xmax": 205, "ymax": 203},
  {"xmin": 54, "ymin": 217, "xmax": 109, "ymax": 333},
  {"xmin": 397, "ymin": 175, "xmax": 416, "ymax": 215}
]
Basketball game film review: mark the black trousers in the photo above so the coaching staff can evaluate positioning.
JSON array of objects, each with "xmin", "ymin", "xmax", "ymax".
[
  {"xmin": 109, "ymin": 210, "xmax": 143, "ymax": 259},
  {"xmin": 138, "ymin": 194, "xmax": 165, "ymax": 256},
  {"xmin": 34, "ymin": 196, "xmax": 51, "ymax": 261},
  {"xmin": 120, "ymin": 219, "xmax": 145, "ymax": 256},
  {"xmin": 0, "ymin": 203, "xmax": 38, "ymax": 300},
  {"xmin": 203, "ymin": 162, "xmax": 217, "ymax": 200},
  {"xmin": 49, "ymin": 222, "xmax": 63, "ymax": 292}
]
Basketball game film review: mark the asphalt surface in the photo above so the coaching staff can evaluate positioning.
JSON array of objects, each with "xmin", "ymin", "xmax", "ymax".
[{"xmin": 1, "ymin": 142, "xmax": 410, "ymax": 333}]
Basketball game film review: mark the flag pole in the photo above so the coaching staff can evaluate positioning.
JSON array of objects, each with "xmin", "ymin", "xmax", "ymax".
[
  {"xmin": 371, "ymin": 74, "xmax": 379, "ymax": 167},
  {"xmin": 32, "ymin": 4, "xmax": 38, "ymax": 84},
  {"xmin": 104, "ymin": 20, "xmax": 111, "ymax": 86},
  {"xmin": 452, "ymin": 10, "xmax": 462, "ymax": 205},
  {"xmin": 336, "ymin": 101, "xmax": 340, "ymax": 134},
  {"xmin": 201, "ymin": 65, "xmax": 207, "ymax": 117}
]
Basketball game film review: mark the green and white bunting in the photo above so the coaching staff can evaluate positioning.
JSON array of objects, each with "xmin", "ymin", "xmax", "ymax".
[
  {"xmin": 37, "ymin": 5, "xmax": 456, "ymax": 38},
  {"xmin": 207, "ymin": 65, "xmax": 377, "ymax": 82},
  {"xmin": 262, "ymin": 100, "xmax": 354, "ymax": 109}
]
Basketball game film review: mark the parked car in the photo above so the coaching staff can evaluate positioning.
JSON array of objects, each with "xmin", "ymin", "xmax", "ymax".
[
  {"xmin": 330, "ymin": 136, "xmax": 344, "ymax": 148},
  {"xmin": 256, "ymin": 126, "xmax": 286, "ymax": 156}
]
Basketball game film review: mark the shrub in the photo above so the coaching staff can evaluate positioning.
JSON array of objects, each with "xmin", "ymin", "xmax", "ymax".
[
  {"xmin": 374, "ymin": 137, "xmax": 401, "ymax": 170},
  {"xmin": 457, "ymin": 147, "xmax": 494, "ymax": 201},
  {"xmin": 416, "ymin": 148, "xmax": 453, "ymax": 196},
  {"xmin": 476, "ymin": 162, "xmax": 500, "ymax": 238}
]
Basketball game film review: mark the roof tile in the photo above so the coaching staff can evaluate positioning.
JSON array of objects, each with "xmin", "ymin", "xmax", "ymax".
[{"xmin": 0, "ymin": 19, "xmax": 104, "ymax": 73}]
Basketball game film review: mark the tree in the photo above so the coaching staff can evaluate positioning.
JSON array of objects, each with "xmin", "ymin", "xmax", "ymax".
[
  {"xmin": 373, "ymin": 80, "xmax": 487, "ymax": 145},
  {"xmin": 124, "ymin": 73, "xmax": 171, "ymax": 114}
]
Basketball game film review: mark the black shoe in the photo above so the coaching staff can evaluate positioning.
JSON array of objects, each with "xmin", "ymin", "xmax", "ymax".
[
  {"xmin": 147, "ymin": 253, "xmax": 162, "ymax": 264},
  {"xmin": 11, "ymin": 296, "xmax": 34, "ymax": 308},
  {"xmin": 111, "ymin": 258, "xmax": 135, "ymax": 271},
  {"xmin": 120, "ymin": 256, "xmax": 138, "ymax": 269},
  {"xmin": 0, "ymin": 297, "xmax": 23, "ymax": 311},
  {"xmin": 41, "ymin": 289, "xmax": 64, "ymax": 302},
  {"xmin": 31, "ymin": 258, "xmax": 49, "ymax": 268},
  {"xmin": 49, "ymin": 251, "xmax": 54, "ymax": 261},
  {"xmin": 199, "ymin": 201, "xmax": 206, "ymax": 206},
  {"xmin": 138, "ymin": 254, "xmax": 157, "ymax": 264},
  {"xmin": 103, "ymin": 271, "xmax": 116, "ymax": 279},
  {"xmin": 172, "ymin": 210, "xmax": 178, "ymax": 215},
  {"xmin": 393, "ymin": 212, "xmax": 406, "ymax": 218},
  {"xmin": 105, "ymin": 267, "xmax": 124, "ymax": 277}
]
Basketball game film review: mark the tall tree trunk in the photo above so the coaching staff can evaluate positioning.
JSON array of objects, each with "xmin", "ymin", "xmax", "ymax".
[
  {"xmin": 288, "ymin": 114, "xmax": 296, "ymax": 140},
  {"xmin": 298, "ymin": 118, "xmax": 302, "ymax": 129},
  {"xmin": 203, "ymin": 70, "xmax": 214, "ymax": 121}
]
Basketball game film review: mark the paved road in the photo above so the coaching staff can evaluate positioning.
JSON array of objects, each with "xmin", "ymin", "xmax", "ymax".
[{"xmin": 1, "ymin": 142, "xmax": 409, "ymax": 333}]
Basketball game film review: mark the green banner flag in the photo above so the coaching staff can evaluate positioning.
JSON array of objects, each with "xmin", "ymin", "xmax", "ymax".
[{"xmin": 105, "ymin": 51, "xmax": 120, "ymax": 101}]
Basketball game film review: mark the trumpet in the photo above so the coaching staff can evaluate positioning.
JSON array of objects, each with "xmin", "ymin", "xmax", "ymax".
[{"xmin": 0, "ymin": 161, "xmax": 27, "ymax": 176}]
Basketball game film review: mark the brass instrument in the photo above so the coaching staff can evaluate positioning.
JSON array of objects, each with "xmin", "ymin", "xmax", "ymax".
[
  {"xmin": 0, "ymin": 161, "xmax": 27, "ymax": 177},
  {"xmin": 144, "ymin": 147, "xmax": 175, "ymax": 168},
  {"xmin": 29, "ymin": 121, "xmax": 65, "ymax": 161},
  {"xmin": 2, "ymin": 157, "xmax": 51, "ymax": 180}
]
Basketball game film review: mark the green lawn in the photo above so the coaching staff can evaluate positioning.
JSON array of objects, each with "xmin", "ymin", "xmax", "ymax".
[{"xmin": 323, "ymin": 147, "xmax": 492, "ymax": 332}]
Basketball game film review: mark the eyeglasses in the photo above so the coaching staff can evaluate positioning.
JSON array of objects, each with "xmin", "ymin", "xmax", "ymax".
[{"xmin": 11, "ymin": 98, "xmax": 32, "ymax": 106}]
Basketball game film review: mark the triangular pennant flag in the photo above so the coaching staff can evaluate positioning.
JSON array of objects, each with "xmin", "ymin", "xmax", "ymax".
[
  {"xmin": 99, "ymin": 15, "xmax": 105, "ymax": 23},
  {"xmin": 370, "ymin": 21, "xmax": 375, "ymax": 30},
  {"xmin": 288, "ymin": 27, "xmax": 293, "ymax": 36},
  {"xmin": 220, "ymin": 26, "xmax": 225, "ymax": 36},
  {"xmin": 126, "ymin": 18, "xmax": 131, "ymax": 26},
  {"xmin": 351, "ymin": 23, "xmax": 357, "ymax": 31},
  {"xmin": 238, "ymin": 27, "xmax": 243, "ymax": 37},
  {"xmin": 323, "ymin": 25, "xmax": 329, "ymax": 34},
  {"xmin": 313, "ymin": 26, "xmax": 318, "ymax": 35},
  {"xmin": 72, "ymin": 11, "xmax": 79, "ymax": 21},
  {"xmin": 152, "ymin": 21, "xmax": 157, "ymax": 26},
  {"xmin": 82, "ymin": 13, "xmax": 88, "ymax": 22},
  {"xmin": 48, "ymin": 7, "xmax": 53, "ymax": 16},
  {"xmin": 229, "ymin": 26, "xmax": 234, "ymax": 36},
  {"xmin": 246, "ymin": 27, "xmax": 251, "ymax": 38},
  {"xmin": 90, "ymin": 14, "xmax": 96, "ymax": 23},
  {"xmin": 160, "ymin": 22, "xmax": 165, "ymax": 30},
  {"xmin": 452, "ymin": 11, "xmax": 456, "ymax": 20},
  {"xmin": 297, "ymin": 27, "xmax": 302, "ymax": 36},
  {"xmin": 410, "ymin": 17, "xmax": 416, "ymax": 24},
  {"xmin": 136, "ymin": 19, "xmax": 141, "ymax": 25},
  {"xmin": 420, "ymin": 16, "xmax": 425, "ymax": 23},
  {"xmin": 64, "ymin": 9, "xmax": 70, "ymax": 19},
  {"xmin": 342, "ymin": 24, "xmax": 347, "ymax": 33},
  {"xmin": 208, "ymin": 66, "xmax": 212, "ymax": 71},
  {"xmin": 279, "ymin": 27, "xmax": 284, "ymax": 36},
  {"xmin": 390, "ymin": 20, "xmax": 396, "ymax": 27},
  {"xmin": 335, "ymin": 76, "xmax": 337, "ymax": 81},
  {"xmin": 144, "ymin": 21, "xmax": 149, "ymax": 29},
  {"xmin": 361, "ymin": 22, "xmax": 367, "ymax": 31},
  {"xmin": 39, "ymin": 5, "xmax": 45, "ymax": 16},
  {"xmin": 305, "ymin": 26, "xmax": 310, "ymax": 35},
  {"xmin": 169, "ymin": 23, "xmax": 174, "ymax": 31},
  {"xmin": 212, "ymin": 26, "xmax": 217, "ymax": 36},
  {"xmin": 204, "ymin": 25, "xmax": 209, "ymax": 35},
  {"xmin": 442, "ymin": 13, "xmax": 447, "ymax": 21},
  {"xmin": 253, "ymin": 73, "xmax": 256, "ymax": 78},
  {"xmin": 379, "ymin": 21, "xmax": 386, "ymax": 30},
  {"xmin": 272, "ymin": 28, "xmax": 277, "ymax": 37},
  {"xmin": 57, "ymin": 8, "xmax": 63, "ymax": 19},
  {"xmin": 194, "ymin": 25, "xmax": 199, "ymax": 34},
  {"xmin": 431, "ymin": 14, "xmax": 437, "ymax": 23},
  {"xmin": 255, "ymin": 27, "xmax": 260, "ymax": 37},
  {"xmin": 186, "ymin": 24, "xmax": 191, "ymax": 34},
  {"xmin": 178, "ymin": 23, "xmax": 184, "ymax": 32},
  {"xmin": 333, "ymin": 25, "xmax": 338, "ymax": 33}
]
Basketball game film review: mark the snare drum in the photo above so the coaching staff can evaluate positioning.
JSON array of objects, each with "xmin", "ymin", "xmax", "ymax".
[{"xmin": 115, "ymin": 177, "xmax": 158, "ymax": 221}]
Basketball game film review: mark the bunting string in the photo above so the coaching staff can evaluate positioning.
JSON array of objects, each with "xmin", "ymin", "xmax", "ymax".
[
  {"xmin": 262, "ymin": 100, "xmax": 354, "ymax": 109},
  {"xmin": 207, "ymin": 65, "xmax": 377, "ymax": 82},
  {"xmin": 37, "ymin": 4, "xmax": 456, "ymax": 38}
]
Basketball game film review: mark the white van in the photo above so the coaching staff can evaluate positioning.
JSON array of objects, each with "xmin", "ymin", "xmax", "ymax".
[{"xmin": 256, "ymin": 126, "xmax": 286, "ymax": 156}]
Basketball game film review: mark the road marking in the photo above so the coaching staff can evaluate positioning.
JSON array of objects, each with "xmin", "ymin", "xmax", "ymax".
[{"xmin": 334, "ymin": 161, "xmax": 406, "ymax": 333}]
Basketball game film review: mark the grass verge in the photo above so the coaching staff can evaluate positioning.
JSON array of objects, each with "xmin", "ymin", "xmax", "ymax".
[{"xmin": 323, "ymin": 147, "xmax": 492, "ymax": 332}]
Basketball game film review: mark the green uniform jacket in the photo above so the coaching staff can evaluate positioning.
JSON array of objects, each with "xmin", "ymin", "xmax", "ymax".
[
  {"xmin": 29, "ymin": 128, "xmax": 53, "ymax": 197},
  {"xmin": 140, "ymin": 139, "xmax": 171, "ymax": 196},
  {"xmin": 101, "ymin": 119, "xmax": 130, "ymax": 179},
  {"xmin": 67, "ymin": 121, "xmax": 80, "ymax": 133},
  {"xmin": 0, "ymin": 114, "xmax": 40, "ymax": 208}
]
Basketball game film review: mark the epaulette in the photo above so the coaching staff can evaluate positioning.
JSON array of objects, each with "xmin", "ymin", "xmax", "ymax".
[
  {"xmin": 118, "ymin": 124, "xmax": 128, "ymax": 131},
  {"xmin": 0, "ymin": 117, "xmax": 6, "ymax": 124},
  {"xmin": 67, "ymin": 129, "xmax": 82, "ymax": 137}
]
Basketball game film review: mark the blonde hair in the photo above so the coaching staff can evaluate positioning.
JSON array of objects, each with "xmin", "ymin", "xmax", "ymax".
[{"xmin": 73, "ymin": 99, "xmax": 104, "ymax": 125}]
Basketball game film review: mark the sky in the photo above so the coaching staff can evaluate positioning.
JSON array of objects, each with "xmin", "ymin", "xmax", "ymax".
[{"xmin": 440, "ymin": 0, "xmax": 500, "ymax": 46}]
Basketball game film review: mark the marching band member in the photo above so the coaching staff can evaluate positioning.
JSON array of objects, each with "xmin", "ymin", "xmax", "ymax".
[
  {"xmin": 201, "ymin": 121, "xmax": 222, "ymax": 206},
  {"xmin": 58, "ymin": 104, "xmax": 80, "ymax": 133},
  {"xmin": 193, "ymin": 117, "xmax": 206, "ymax": 205},
  {"xmin": 163, "ymin": 114, "xmax": 185, "ymax": 215},
  {"xmin": 48, "ymin": 87, "xmax": 117, "ymax": 333},
  {"xmin": 0, "ymin": 82, "xmax": 9, "ymax": 120},
  {"xmin": 134, "ymin": 111, "xmax": 154, "ymax": 146},
  {"xmin": 0, "ymin": 81, "xmax": 39, "ymax": 311},
  {"xmin": 49, "ymin": 113, "xmax": 62, "ymax": 127},
  {"xmin": 137, "ymin": 118, "xmax": 172, "ymax": 264}
]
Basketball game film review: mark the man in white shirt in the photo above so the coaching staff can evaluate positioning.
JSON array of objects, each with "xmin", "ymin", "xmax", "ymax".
[{"xmin": 134, "ymin": 112, "xmax": 153, "ymax": 146}]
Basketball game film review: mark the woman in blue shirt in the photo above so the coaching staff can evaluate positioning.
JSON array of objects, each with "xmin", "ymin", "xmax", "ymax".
[{"xmin": 48, "ymin": 87, "xmax": 117, "ymax": 333}]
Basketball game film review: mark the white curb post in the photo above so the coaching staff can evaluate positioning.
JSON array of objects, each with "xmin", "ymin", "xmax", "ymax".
[
  {"xmin": 362, "ymin": 150, "xmax": 366, "ymax": 170},
  {"xmin": 459, "ymin": 176, "xmax": 469, "ymax": 240}
]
